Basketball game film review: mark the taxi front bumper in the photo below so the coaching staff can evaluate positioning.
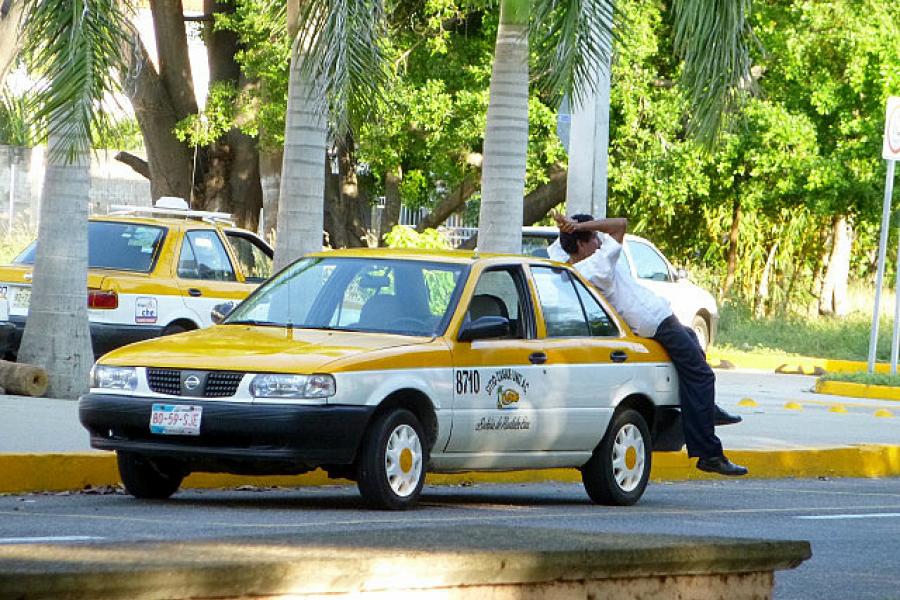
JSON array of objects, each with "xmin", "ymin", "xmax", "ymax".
[{"xmin": 79, "ymin": 394, "xmax": 375, "ymax": 474}]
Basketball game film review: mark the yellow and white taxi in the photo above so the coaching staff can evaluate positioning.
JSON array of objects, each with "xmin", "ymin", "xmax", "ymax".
[
  {"xmin": 0, "ymin": 200, "xmax": 272, "ymax": 359},
  {"xmin": 79, "ymin": 248, "xmax": 683, "ymax": 509}
]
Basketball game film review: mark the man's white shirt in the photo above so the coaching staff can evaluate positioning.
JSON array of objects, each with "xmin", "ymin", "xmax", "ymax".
[{"xmin": 548, "ymin": 234, "xmax": 672, "ymax": 337}]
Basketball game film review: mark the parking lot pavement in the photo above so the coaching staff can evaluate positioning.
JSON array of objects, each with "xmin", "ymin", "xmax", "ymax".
[{"xmin": 0, "ymin": 395, "xmax": 92, "ymax": 453}]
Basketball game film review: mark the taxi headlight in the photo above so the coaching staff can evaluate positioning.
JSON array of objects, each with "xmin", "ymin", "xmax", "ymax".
[
  {"xmin": 91, "ymin": 365, "xmax": 137, "ymax": 391},
  {"xmin": 249, "ymin": 373, "xmax": 336, "ymax": 398}
]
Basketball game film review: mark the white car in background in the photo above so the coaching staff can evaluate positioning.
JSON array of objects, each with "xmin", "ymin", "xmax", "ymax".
[{"xmin": 522, "ymin": 226, "xmax": 719, "ymax": 350}]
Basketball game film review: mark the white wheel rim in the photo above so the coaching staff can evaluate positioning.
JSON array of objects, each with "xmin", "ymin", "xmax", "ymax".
[
  {"xmin": 384, "ymin": 424, "xmax": 422, "ymax": 497},
  {"xmin": 694, "ymin": 325, "xmax": 708, "ymax": 350},
  {"xmin": 611, "ymin": 423, "xmax": 646, "ymax": 492}
]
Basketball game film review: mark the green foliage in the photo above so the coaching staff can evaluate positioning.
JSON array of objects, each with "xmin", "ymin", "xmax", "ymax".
[
  {"xmin": 19, "ymin": 0, "xmax": 133, "ymax": 162},
  {"xmin": 604, "ymin": 0, "xmax": 900, "ymax": 315},
  {"xmin": 714, "ymin": 299, "xmax": 897, "ymax": 362},
  {"xmin": 173, "ymin": 82, "xmax": 237, "ymax": 148},
  {"xmin": 383, "ymin": 225, "xmax": 452, "ymax": 250},
  {"xmin": 0, "ymin": 91, "xmax": 41, "ymax": 146},
  {"xmin": 93, "ymin": 117, "xmax": 144, "ymax": 151},
  {"xmin": 215, "ymin": 0, "xmax": 290, "ymax": 149}
]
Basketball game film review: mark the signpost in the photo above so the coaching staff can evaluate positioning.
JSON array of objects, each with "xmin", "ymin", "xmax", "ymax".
[{"xmin": 867, "ymin": 97, "xmax": 900, "ymax": 373}]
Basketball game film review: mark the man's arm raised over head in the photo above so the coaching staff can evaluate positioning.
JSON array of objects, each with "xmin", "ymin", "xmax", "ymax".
[{"xmin": 551, "ymin": 212, "xmax": 628, "ymax": 244}]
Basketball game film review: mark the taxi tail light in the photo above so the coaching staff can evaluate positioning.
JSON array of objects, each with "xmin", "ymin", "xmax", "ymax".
[{"xmin": 88, "ymin": 290, "xmax": 118, "ymax": 309}]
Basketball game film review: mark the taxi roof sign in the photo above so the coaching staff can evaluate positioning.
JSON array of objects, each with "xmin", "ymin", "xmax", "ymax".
[{"xmin": 884, "ymin": 96, "xmax": 900, "ymax": 161}]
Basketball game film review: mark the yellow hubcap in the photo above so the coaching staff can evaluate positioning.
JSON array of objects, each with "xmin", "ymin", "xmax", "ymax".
[
  {"xmin": 399, "ymin": 448, "xmax": 414, "ymax": 473},
  {"xmin": 625, "ymin": 446, "xmax": 637, "ymax": 470}
]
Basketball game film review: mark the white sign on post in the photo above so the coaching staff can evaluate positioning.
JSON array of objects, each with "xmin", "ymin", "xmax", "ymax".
[
  {"xmin": 869, "ymin": 97, "xmax": 900, "ymax": 373},
  {"xmin": 884, "ymin": 97, "xmax": 900, "ymax": 160}
]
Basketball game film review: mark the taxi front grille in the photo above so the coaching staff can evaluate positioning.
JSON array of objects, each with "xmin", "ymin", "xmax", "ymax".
[
  {"xmin": 206, "ymin": 372, "xmax": 244, "ymax": 397},
  {"xmin": 146, "ymin": 369, "xmax": 244, "ymax": 397},
  {"xmin": 147, "ymin": 369, "xmax": 180, "ymax": 395}
]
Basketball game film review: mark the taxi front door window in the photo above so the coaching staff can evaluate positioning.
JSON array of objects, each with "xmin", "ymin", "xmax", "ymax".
[
  {"xmin": 178, "ymin": 231, "xmax": 237, "ymax": 281},
  {"xmin": 225, "ymin": 232, "xmax": 273, "ymax": 283}
]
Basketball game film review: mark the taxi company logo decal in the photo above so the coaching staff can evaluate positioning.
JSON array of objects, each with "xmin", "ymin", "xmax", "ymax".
[
  {"xmin": 485, "ymin": 368, "xmax": 529, "ymax": 410},
  {"xmin": 475, "ymin": 415, "xmax": 530, "ymax": 431}
]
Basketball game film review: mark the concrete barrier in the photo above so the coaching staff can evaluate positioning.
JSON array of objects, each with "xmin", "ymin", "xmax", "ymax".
[{"xmin": 0, "ymin": 525, "xmax": 811, "ymax": 599}]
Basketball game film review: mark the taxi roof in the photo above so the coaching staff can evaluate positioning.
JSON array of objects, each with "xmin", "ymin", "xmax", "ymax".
[{"xmin": 89, "ymin": 214, "xmax": 228, "ymax": 231}]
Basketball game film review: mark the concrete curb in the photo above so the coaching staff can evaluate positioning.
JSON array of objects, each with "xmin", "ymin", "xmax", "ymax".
[
  {"xmin": 2, "ymin": 445, "xmax": 899, "ymax": 495},
  {"xmin": 815, "ymin": 379, "xmax": 900, "ymax": 402}
]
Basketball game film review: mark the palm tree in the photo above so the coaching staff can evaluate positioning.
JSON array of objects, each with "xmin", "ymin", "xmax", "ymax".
[
  {"xmin": 16, "ymin": 0, "xmax": 132, "ymax": 397},
  {"xmin": 274, "ymin": 0, "xmax": 386, "ymax": 270},
  {"xmin": 476, "ymin": 0, "xmax": 754, "ymax": 253}
]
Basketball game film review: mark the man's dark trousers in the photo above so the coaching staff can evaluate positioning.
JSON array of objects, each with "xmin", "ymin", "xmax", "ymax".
[{"xmin": 652, "ymin": 315, "xmax": 723, "ymax": 459}]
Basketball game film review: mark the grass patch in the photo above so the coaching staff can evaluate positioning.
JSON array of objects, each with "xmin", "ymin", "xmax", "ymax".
[
  {"xmin": 714, "ymin": 300, "xmax": 897, "ymax": 363},
  {"xmin": 820, "ymin": 372, "xmax": 900, "ymax": 387}
]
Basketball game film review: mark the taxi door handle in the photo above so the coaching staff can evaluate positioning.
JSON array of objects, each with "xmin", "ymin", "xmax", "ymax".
[
  {"xmin": 529, "ymin": 352, "xmax": 547, "ymax": 365},
  {"xmin": 188, "ymin": 288, "xmax": 202, "ymax": 297},
  {"xmin": 610, "ymin": 350, "xmax": 628, "ymax": 363}
]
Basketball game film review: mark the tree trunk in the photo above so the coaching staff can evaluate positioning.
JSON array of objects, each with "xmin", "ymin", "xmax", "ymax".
[
  {"xmin": 150, "ymin": 0, "xmax": 198, "ymax": 118},
  {"xmin": 755, "ymin": 241, "xmax": 778, "ymax": 319},
  {"xmin": 416, "ymin": 171, "xmax": 478, "ymax": 232},
  {"xmin": 0, "ymin": 0, "xmax": 22, "ymax": 81},
  {"xmin": 380, "ymin": 166, "xmax": 402, "ymax": 244},
  {"xmin": 819, "ymin": 214, "xmax": 853, "ymax": 316},
  {"xmin": 722, "ymin": 195, "xmax": 741, "ymax": 299},
  {"xmin": 122, "ymin": 27, "xmax": 195, "ymax": 201},
  {"xmin": 17, "ymin": 134, "xmax": 93, "ymax": 398},
  {"xmin": 324, "ymin": 137, "xmax": 368, "ymax": 248},
  {"xmin": 274, "ymin": 43, "xmax": 328, "ymax": 271},
  {"xmin": 475, "ymin": 0, "xmax": 529, "ymax": 254},
  {"xmin": 259, "ymin": 148, "xmax": 282, "ymax": 243}
]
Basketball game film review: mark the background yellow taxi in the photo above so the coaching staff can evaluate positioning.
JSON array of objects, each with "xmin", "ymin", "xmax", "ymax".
[
  {"xmin": 79, "ymin": 248, "xmax": 683, "ymax": 509},
  {"xmin": 0, "ymin": 198, "xmax": 272, "ymax": 359}
]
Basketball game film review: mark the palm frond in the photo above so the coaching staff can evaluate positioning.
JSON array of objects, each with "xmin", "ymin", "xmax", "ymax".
[
  {"xmin": 295, "ymin": 0, "xmax": 389, "ymax": 134},
  {"xmin": 19, "ymin": 0, "xmax": 133, "ymax": 162},
  {"xmin": 530, "ymin": 0, "xmax": 617, "ymax": 107},
  {"xmin": 672, "ymin": 0, "xmax": 755, "ymax": 147}
]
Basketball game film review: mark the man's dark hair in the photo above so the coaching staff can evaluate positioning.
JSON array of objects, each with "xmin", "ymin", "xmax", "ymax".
[{"xmin": 559, "ymin": 214, "xmax": 595, "ymax": 255}]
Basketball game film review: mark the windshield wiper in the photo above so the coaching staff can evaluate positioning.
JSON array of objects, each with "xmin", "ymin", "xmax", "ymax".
[{"xmin": 224, "ymin": 319, "xmax": 283, "ymax": 327}]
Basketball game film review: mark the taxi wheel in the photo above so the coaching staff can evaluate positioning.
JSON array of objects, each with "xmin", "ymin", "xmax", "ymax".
[
  {"xmin": 117, "ymin": 452, "xmax": 184, "ymax": 500},
  {"xmin": 581, "ymin": 409, "xmax": 651, "ymax": 506},
  {"xmin": 356, "ymin": 409, "xmax": 427, "ymax": 510},
  {"xmin": 691, "ymin": 315, "xmax": 709, "ymax": 352}
]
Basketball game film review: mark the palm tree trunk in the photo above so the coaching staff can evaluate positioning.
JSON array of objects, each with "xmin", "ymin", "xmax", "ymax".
[
  {"xmin": 273, "ymin": 45, "xmax": 328, "ymax": 271},
  {"xmin": 0, "ymin": 0, "xmax": 23, "ymax": 80},
  {"xmin": 475, "ymin": 0, "xmax": 529, "ymax": 254},
  {"xmin": 259, "ymin": 148, "xmax": 282, "ymax": 243},
  {"xmin": 18, "ymin": 134, "xmax": 93, "ymax": 398}
]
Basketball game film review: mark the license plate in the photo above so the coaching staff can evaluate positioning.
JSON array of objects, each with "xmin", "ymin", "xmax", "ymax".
[
  {"xmin": 12, "ymin": 288, "xmax": 30, "ymax": 310},
  {"xmin": 150, "ymin": 404, "xmax": 202, "ymax": 436}
]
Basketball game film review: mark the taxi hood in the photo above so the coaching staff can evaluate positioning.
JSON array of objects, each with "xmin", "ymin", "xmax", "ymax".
[{"xmin": 99, "ymin": 325, "xmax": 434, "ymax": 373}]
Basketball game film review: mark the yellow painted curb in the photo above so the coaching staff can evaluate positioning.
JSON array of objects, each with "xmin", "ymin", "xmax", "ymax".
[
  {"xmin": 815, "ymin": 379, "xmax": 900, "ymax": 402},
  {"xmin": 2, "ymin": 446, "xmax": 900, "ymax": 495}
]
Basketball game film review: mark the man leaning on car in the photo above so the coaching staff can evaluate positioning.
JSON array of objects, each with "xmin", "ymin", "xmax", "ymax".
[{"xmin": 550, "ymin": 212, "xmax": 747, "ymax": 477}]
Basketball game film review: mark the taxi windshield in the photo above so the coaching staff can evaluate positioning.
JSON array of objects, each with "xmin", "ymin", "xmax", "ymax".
[
  {"xmin": 224, "ymin": 256, "xmax": 468, "ymax": 337},
  {"xmin": 14, "ymin": 221, "xmax": 165, "ymax": 272}
]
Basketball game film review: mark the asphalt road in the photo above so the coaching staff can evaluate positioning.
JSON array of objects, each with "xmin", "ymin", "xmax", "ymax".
[
  {"xmin": 1, "ymin": 369, "xmax": 898, "ymax": 453},
  {"xmin": 1, "ymin": 477, "xmax": 898, "ymax": 599}
]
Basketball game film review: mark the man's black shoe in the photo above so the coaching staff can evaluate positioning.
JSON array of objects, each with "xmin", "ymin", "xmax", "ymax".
[
  {"xmin": 696, "ymin": 456, "xmax": 748, "ymax": 476},
  {"xmin": 714, "ymin": 405, "xmax": 743, "ymax": 426}
]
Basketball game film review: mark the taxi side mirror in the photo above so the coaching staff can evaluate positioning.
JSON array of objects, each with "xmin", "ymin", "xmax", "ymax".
[
  {"xmin": 458, "ymin": 316, "xmax": 510, "ymax": 342},
  {"xmin": 211, "ymin": 302, "xmax": 235, "ymax": 324},
  {"xmin": 676, "ymin": 268, "xmax": 689, "ymax": 281}
]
